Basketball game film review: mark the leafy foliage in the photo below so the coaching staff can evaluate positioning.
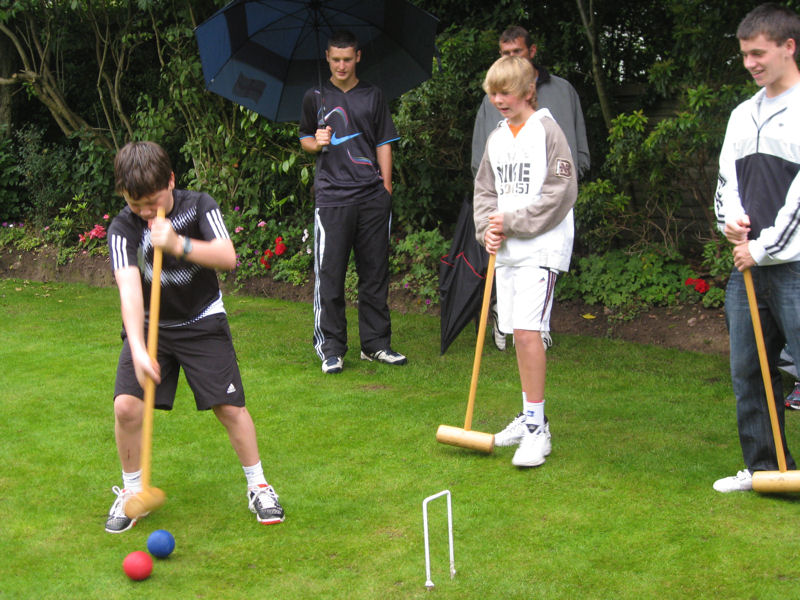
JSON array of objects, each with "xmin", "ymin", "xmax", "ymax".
[
  {"xmin": 391, "ymin": 26, "xmax": 497, "ymax": 230},
  {"xmin": 557, "ymin": 247, "xmax": 699, "ymax": 321}
]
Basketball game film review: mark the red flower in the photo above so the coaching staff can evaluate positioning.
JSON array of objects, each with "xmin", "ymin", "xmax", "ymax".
[
  {"xmin": 685, "ymin": 277, "xmax": 709, "ymax": 294},
  {"xmin": 260, "ymin": 248, "xmax": 273, "ymax": 269},
  {"xmin": 274, "ymin": 241, "xmax": 287, "ymax": 256}
]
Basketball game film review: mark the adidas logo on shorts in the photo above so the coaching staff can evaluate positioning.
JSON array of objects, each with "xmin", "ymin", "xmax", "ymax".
[{"xmin": 227, "ymin": 383, "xmax": 236, "ymax": 394}]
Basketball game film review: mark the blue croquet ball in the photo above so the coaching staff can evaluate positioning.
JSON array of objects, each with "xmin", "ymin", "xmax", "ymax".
[{"xmin": 147, "ymin": 529, "xmax": 175, "ymax": 558}]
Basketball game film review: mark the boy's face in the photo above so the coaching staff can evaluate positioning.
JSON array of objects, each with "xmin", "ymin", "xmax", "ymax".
[
  {"xmin": 326, "ymin": 45, "xmax": 360, "ymax": 88},
  {"xmin": 489, "ymin": 87, "xmax": 535, "ymax": 125},
  {"xmin": 122, "ymin": 172, "xmax": 175, "ymax": 222},
  {"xmin": 740, "ymin": 33, "xmax": 798, "ymax": 97},
  {"xmin": 499, "ymin": 37, "xmax": 536, "ymax": 60}
]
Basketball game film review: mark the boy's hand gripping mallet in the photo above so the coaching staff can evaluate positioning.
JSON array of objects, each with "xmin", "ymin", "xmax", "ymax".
[
  {"xmin": 125, "ymin": 207, "xmax": 167, "ymax": 518},
  {"xmin": 436, "ymin": 253, "xmax": 496, "ymax": 453},
  {"xmin": 744, "ymin": 268, "xmax": 800, "ymax": 492}
]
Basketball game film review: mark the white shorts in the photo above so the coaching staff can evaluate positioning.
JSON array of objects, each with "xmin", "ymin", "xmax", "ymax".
[{"xmin": 495, "ymin": 265, "xmax": 558, "ymax": 333}]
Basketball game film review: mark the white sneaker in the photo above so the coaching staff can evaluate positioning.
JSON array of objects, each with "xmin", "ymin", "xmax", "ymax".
[
  {"xmin": 322, "ymin": 356, "xmax": 343, "ymax": 374},
  {"xmin": 105, "ymin": 486, "xmax": 142, "ymax": 533},
  {"xmin": 512, "ymin": 422, "xmax": 552, "ymax": 467},
  {"xmin": 713, "ymin": 469, "xmax": 752, "ymax": 493},
  {"xmin": 494, "ymin": 413, "xmax": 528, "ymax": 447}
]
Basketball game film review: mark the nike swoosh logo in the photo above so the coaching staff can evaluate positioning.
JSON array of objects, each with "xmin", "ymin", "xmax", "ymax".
[{"xmin": 330, "ymin": 132, "xmax": 362, "ymax": 145}]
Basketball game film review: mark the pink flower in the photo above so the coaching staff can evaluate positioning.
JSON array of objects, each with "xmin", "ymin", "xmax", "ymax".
[
  {"xmin": 235, "ymin": 226, "xmax": 244, "ymax": 233},
  {"xmin": 258, "ymin": 221, "xmax": 267, "ymax": 228},
  {"xmin": 88, "ymin": 224, "xmax": 106, "ymax": 240}
]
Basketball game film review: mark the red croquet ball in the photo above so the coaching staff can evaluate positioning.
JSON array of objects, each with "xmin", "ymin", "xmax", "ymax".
[{"xmin": 122, "ymin": 550, "xmax": 153, "ymax": 581}]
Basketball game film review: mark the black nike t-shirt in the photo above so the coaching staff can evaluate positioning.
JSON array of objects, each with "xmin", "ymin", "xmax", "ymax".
[
  {"xmin": 107, "ymin": 189, "xmax": 230, "ymax": 326},
  {"xmin": 299, "ymin": 80, "xmax": 399, "ymax": 207}
]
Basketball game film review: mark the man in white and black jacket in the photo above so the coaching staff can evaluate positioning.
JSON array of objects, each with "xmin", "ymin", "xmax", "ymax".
[{"xmin": 713, "ymin": 3, "xmax": 800, "ymax": 493}]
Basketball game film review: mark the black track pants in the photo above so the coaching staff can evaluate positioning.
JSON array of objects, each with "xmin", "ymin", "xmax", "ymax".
[{"xmin": 312, "ymin": 191, "xmax": 392, "ymax": 359}]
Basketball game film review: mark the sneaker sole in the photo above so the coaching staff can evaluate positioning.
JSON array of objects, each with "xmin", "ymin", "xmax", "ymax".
[
  {"xmin": 256, "ymin": 515, "xmax": 285, "ymax": 525},
  {"xmin": 512, "ymin": 455, "xmax": 547, "ymax": 468},
  {"xmin": 105, "ymin": 519, "xmax": 137, "ymax": 534},
  {"xmin": 786, "ymin": 402, "xmax": 800, "ymax": 410}
]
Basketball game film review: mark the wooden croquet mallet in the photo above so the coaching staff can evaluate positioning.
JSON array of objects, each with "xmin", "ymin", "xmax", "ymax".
[
  {"xmin": 125, "ymin": 207, "xmax": 167, "ymax": 518},
  {"xmin": 743, "ymin": 268, "xmax": 800, "ymax": 492},
  {"xmin": 436, "ymin": 253, "xmax": 496, "ymax": 453}
]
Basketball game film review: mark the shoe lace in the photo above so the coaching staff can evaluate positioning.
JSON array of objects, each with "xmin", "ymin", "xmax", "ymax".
[
  {"xmin": 110, "ymin": 485, "xmax": 129, "ymax": 516},
  {"xmin": 500, "ymin": 413, "xmax": 526, "ymax": 434},
  {"xmin": 250, "ymin": 486, "xmax": 278, "ymax": 510}
]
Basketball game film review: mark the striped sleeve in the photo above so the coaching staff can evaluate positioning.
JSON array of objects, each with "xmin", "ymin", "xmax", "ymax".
[
  {"xmin": 109, "ymin": 233, "xmax": 129, "ymax": 271},
  {"xmin": 205, "ymin": 208, "xmax": 230, "ymax": 239}
]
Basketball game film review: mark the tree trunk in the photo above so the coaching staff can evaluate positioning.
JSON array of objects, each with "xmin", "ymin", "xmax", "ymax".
[
  {"xmin": 575, "ymin": 0, "xmax": 615, "ymax": 131},
  {"xmin": 0, "ymin": 33, "xmax": 14, "ymax": 136}
]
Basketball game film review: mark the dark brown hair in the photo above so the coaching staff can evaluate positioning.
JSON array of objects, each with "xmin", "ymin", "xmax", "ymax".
[
  {"xmin": 738, "ymin": 3, "xmax": 800, "ymax": 58},
  {"xmin": 114, "ymin": 141, "xmax": 172, "ymax": 200}
]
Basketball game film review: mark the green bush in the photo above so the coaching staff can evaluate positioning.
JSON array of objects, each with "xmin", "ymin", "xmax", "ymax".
[
  {"xmin": 14, "ymin": 125, "xmax": 74, "ymax": 228},
  {"xmin": 391, "ymin": 26, "xmax": 498, "ymax": 230},
  {"xmin": 389, "ymin": 229, "xmax": 449, "ymax": 310},
  {"xmin": 0, "ymin": 126, "xmax": 22, "ymax": 222},
  {"xmin": 557, "ymin": 247, "xmax": 697, "ymax": 321}
]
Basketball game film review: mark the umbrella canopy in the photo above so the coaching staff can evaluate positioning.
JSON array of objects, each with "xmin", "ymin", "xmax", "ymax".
[
  {"xmin": 194, "ymin": 0, "xmax": 438, "ymax": 122},
  {"xmin": 439, "ymin": 197, "xmax": 490, "ymax": 355}
]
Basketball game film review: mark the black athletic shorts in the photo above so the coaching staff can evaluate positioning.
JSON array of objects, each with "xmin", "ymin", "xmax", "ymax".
[{"xmin": 114, "ymin": 313, "xmax": 245, "ymax": 410}]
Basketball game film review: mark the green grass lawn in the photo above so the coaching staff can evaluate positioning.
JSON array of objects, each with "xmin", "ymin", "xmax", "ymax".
[{"xmin": 2, "ymin": 278, "xmax": 800, "ymax": 599}]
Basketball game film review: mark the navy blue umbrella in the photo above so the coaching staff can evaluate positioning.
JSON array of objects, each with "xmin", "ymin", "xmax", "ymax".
[
  {"xmin": 439, "ymin": 196, "xmax": 490, "ymax": 355},
  {"xmin": 194, "ymin": 0, "xmax": 438, "ymax": 122}
]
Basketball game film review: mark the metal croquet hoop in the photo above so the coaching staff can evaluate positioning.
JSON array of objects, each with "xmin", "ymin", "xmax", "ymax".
[{"xmin": 422, "ymin": 490, "xmax": 456, "ymax": 589}]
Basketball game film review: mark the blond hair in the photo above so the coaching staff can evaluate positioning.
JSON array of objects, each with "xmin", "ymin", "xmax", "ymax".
[{"xmin": 482, "ymin": 56, "xmax": 537, "ymax": 109}]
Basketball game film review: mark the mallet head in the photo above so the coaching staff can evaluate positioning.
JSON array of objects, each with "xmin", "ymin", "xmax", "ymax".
[
  {"xmin": 124, "ymin": 486, "xmax": 166, "ymax": 519},
  {"xmin": 436, "ymin": 424, "xmax": 494, "ymax": 453},
  {"xmin": 752, "ymin": 470, "xmax": 800, "ymax": 493}
]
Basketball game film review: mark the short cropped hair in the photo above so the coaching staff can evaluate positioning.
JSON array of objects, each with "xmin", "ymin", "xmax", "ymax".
[
  {"xmin": 114, "ymin": 141, "xmax": 172, "ymax": 200},
  {"xmin": 327, "ymin": 30, "xmax": 359, "ymax": 51},
  {"xmin": 499, "ymin": 25, "xmax": 532, "ymax": 48},
  {"xmin": 482, "ymin": 56, "xmax": 538, "ymax": 109},
  {"xmin": 737, "ymin": 3, "xmax": 800, "ymax": 57}
]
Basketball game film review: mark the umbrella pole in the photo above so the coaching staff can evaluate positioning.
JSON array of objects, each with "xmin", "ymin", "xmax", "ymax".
[{"xmin": 436, "ymin": 254, "xmax": 496, "ymax": 453}]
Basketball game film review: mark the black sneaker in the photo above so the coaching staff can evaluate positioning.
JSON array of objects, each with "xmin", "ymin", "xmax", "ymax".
[
  {"xmin": 105, "ymin": 486, "xmax": 138, "ymax": 533},
  {"xmin": 360, "ymin": 348, "xmax": 408, "ymax": 365},
  {"xmin": 322, "ymin": 356, "xmax": 343, "ymax": 374},
  {"xmin": 248, "ymin": 484, "xmax": 285, "ymax": 525}
]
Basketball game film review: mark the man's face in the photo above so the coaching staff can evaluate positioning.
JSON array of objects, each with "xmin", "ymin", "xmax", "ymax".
[
  {"xmin": 740, "ymin": 33, "xmax": 797, "ymax": 96},
  {"xmin": 123, "ymin": 173, "xmax": 175, "ymax": 222},
  {"xmin": 499, "ymin": 37, "xmax": 536, "ymax": 60},
  {"xmin": 326, "ymin": 45, "xmax": 360, "ymax": 86}
]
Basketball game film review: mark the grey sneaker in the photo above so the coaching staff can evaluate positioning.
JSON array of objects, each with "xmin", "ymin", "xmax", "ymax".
[
  {"xmin": 248, "ymin": 484, "xmax": 285, "ymax": 524},
  {"xmin": 541, "ymin": 331, "xmax": 552, "ymax": 351},
  {"xmin": 494, "ymin": 413, "xmax": 528, "ymax": 447},
  {"xmin": 786, "ymin": 382, "xmax": 800, "ymax": 410},
  {"xmin": 512, "ymin": 421, "xmax": 552, "ymax": 468},
  {"xmin": 105, "ymin": 486, "xmax": 139, "ymax": 533},
  {"xmin": 713, "ymin": 469, "xmax": 752, "ymax": 493},
  {"xmin": 322, "ymin": 356, "xmax": 343, "ymax": 374},
  {"xmin": 360, "ymin": 348, "xmax": 407, "ymax": 365},
  {"xmin": 491, "ymin": 304, "xmax": 506, "ymax": 351}
]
